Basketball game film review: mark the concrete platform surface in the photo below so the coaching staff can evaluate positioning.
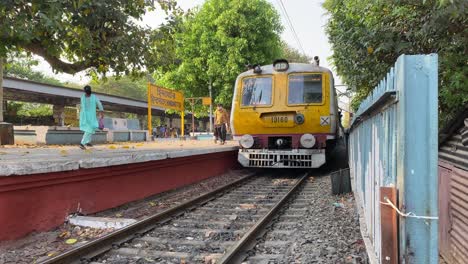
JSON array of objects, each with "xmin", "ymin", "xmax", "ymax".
[{"xmin": 0, "ymin": 141, "xmax": 239, "ymax": 176}]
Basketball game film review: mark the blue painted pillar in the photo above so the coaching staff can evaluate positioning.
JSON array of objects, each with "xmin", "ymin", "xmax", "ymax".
[{"xmin": 395, "ymin": 54, "xmax": 438, "ymax": 263}]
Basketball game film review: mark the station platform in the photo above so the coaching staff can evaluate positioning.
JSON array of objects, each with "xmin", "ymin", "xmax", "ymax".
[
  {"xmin": 0, "ymin": 141, "xmax": 240, "ymax": 241},
  {"xmin": 0, "ymin": 140, "xmax": 238, "ymax": 176}
]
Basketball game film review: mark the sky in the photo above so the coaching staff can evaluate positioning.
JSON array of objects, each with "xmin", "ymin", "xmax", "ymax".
[{"xmin": 31, "ymin": 0, "xmax": 348, "ymax": 108}]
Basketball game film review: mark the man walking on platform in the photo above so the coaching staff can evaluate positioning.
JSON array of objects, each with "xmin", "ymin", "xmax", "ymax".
[
  {"xmin": 214, "ymin": 103, "xmax": 229, "ymax": 145},
  {"xmin": 79, "ymin": 85, "xmax": 104, "ymax": 149}
]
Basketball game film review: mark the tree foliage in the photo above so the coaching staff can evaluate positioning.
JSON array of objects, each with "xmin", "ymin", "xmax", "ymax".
[
  {"xmin": 89, "ymin": 76, "xmax": 147, "ymax": 101},
  {"xmin": 160, "ymin": 0, "xmax": 283, "ymax": 110},
  {"xmin": 324, "ymin": 0, "xmax": 467, "ymax": 125},
  {"xmin": 3, "ymin": 55, "xmax": 60, "ymax": 118},
  {"xmin": 0, "ymin": 0, "xmax": 176, "ymax": 76},
  {"xmin": 4, "ymin": 54, "xmax": 64, "ymax": 86},
  {"xmin": 280, "ymin": 41, "xmax": 311, "ymax": 63}
]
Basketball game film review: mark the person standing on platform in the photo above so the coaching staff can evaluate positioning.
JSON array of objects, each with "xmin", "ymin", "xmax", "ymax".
[
  {"xmin": 152, "ymin": 127, "xmax": 157, "ymax": 140},
  {"xmin": 79, "ymin": 85, "xmax": 103, "ymax": 149},
  {"xmin": 214, "ymin": 103, "xmax": 229, "ymax": 145},
  {"xmin": 159, "ymin": 125, "xmax": 165, "ymax": 138}
]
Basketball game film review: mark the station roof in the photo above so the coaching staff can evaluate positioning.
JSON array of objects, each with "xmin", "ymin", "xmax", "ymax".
[{"xmin": 3, "ymin": 76, "xmax": 165, "ymax": 115}]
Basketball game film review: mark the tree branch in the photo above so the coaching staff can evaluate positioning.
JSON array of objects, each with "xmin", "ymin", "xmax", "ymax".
[{"xmin": 23, "ymin": 42, "xmax": 93, "ymax": 74}]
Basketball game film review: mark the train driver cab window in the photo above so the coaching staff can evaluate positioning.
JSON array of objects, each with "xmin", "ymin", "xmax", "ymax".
[
  {"xmin": 288, "ymin": 74, "xmax": 322, "ymax": 104},
  {"xmin": 241, "ymin": 77, "xmax": 272, "ymax": 106}
]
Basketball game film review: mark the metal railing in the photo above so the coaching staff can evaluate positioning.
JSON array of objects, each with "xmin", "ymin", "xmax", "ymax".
[{"xmin": 349, "ymin": 54, "xmax": 438, "ymax": 263}]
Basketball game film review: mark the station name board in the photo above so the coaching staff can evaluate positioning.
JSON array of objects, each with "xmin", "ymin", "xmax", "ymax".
[{"xmin": 148, "ymin": 84, "xmax": 184, "ymax": 111}]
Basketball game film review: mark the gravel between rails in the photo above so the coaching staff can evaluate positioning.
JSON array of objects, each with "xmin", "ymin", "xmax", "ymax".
[
  {"xmin": 244, "ymin": 175, "xmax": 368, "ymax": 264},
  {"xmin": 0, "ymin": 169, "xmax": 251, "ymax": 264}
]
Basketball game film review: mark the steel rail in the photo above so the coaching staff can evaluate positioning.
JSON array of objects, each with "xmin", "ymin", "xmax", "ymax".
[
  {"xmin": 41, "ymin": 173, "xmax": 256, "ymax": 264},
  {"xmin": 218, "ymin": 172, "xmax": 309, "ymax": 264}
]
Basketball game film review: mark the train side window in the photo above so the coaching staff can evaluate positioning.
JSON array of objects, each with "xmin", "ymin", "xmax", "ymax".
[
  {"xmin": 241, "ymin": 77, "xmax": 272, "ymax": 106},
  {"xmin": 288, "ymin": 74, "xmax": 322, "ymax": 104}
]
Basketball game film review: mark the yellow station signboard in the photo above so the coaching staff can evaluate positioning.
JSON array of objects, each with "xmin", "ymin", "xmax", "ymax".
[
  {"xmin": 147, "ymin": 83, "xmax": 185, "ymax": 136},
  {"xmin": 148, "ymin": 84, "xmax": 184, "ymax": 112}
]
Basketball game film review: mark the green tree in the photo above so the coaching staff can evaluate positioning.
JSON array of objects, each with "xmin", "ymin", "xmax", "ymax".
[
  {"xmin": 160, "ymin": 0, "xmax": 283, "ymax": 112},
  {"xmin": 0, "ymin": 0, "xmax": 176, "ymax": 121},
  {"xmin": 280, "ymin": 41, "xmax": 311, "ymax": 63},
  {"xmin": 323, "ymin": 0, "xmax": 467, "ymax": 125},
  {"xmin": 89, "ymin": 76, "xmax": 147, "ymax": 101},
  {"xmin": 4, "ymin": 54, "xmax": 63, "ymax": 86},
  {"xmin": 17, "ymin": 103, "xmax": 52, "ymax": 117},
  {"xmin": 3, "ymin": 54, "xmax": 64, "ymax": 119},
  {"xmin": 87, "ymin": 10, "xmax": 186, "ymax": 103}
]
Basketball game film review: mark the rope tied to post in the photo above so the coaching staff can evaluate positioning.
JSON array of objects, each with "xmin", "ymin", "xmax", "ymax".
[{"xmin": 380, "ymin": 197, "xmax": 438, "ymax": 220}]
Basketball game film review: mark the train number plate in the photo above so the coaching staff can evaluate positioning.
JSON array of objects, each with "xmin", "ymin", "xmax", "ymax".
[
  {"xmin": 271, "ymin": 116, "xmax": 289, "ymax": 123},
  {"xmin": 262, "ymin": 114, "xmax": 295, "ymax": 127}
]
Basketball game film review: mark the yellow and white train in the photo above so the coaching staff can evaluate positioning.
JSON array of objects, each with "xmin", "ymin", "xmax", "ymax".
[{"xmin": 230, "ymin": 58, "xmax": 343, "ymax": 168}]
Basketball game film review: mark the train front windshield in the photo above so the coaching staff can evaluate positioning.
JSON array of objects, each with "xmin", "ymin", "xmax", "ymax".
[
  {"xmin": 288, "ymin": 74, "xmax": 323, "ymax": 104},
  {"xmin": 241, "ymin": 77, "xmax": 272, "ymax": 106}
]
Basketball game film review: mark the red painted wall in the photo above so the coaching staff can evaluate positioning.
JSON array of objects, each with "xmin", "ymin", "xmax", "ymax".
[{"xmin": 0, "ymin": 151, "xmax": 238, "ymax": 241}]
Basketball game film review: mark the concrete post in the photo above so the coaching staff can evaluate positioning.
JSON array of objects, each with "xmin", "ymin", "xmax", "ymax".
[
  {"xmin": 0, "ymin": 57, "xmax": 14, "ymax": 145},
  {"xmin": 139, "ymin": 115, "xmax": 146, "ymax": 130},
  {"xmin": 0, "ymin": 57, "xmax": 4, "ymax": 123},
  {"xmin": 53, "ymin": 105, "xmax": 65, "ymax": 126}
]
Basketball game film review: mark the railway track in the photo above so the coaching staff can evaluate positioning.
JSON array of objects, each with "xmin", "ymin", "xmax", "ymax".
[
  {"xmin": 242, "ymin": 177, "xmax": 317, "ymax": 263},
  {"xmin": 42, "ymin": 171, "xmax": 311, "ymax": 264}
]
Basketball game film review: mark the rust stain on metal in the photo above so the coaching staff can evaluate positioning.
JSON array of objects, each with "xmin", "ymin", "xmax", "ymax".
[
  {"xmin": 380, "ymin": 187, "xmax": 398, "ymax": 264},
  {"xmin": 438, "ymin": 164, "xmax": 452, "ymax": 262}
]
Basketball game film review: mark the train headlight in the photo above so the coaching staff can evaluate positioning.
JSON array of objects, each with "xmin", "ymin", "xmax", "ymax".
[
  {"xmin": 275, "ymin": 138, "xmax": 284, "ymax": 147},
  {"xmin": 273, "ymin": 59, "xmax": 289, "ymax": 71},
  {"xmin": 240, "ymin": 134, "xmax": 254, "ymax": 149},
  {"xmin": 300, "ymin": 134, "xmax": 316, "ymax": 148}
]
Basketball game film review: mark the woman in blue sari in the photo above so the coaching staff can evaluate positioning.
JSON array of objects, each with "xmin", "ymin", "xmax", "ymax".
[{"xmin": 79, "ymin": 85, "xmax": 103, "ymax": 149}]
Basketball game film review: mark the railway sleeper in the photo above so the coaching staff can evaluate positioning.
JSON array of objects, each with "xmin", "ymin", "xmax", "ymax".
[
  {"xmin": 135, "ymin": 237, "xmax": 235, "ymax": 248},
  {"xmin": 108, "ymin": 247, "xmax": 226, "ymax": 263}
]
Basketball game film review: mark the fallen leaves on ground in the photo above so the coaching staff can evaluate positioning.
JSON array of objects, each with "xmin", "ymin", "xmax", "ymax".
[
  {"xmin": 65, "ymin": 238, "xmax": 77, "ymax": 245},
  {"xmin": 74, "ymin": 227, "xmax": 115, "ymax": 239},
  {"xmin": 149, "ymin": 201, "xmax": 157, "ymax": 207},
  {"xmin": 108, "ymin": 145, "xmax": 117, "ymax": 149},
  {"xmin": 59, "ymin": 150, "xmax": 68, "ymax": 156},
  {"xmin": 58, "ymin": 231, "xmax": 71, "ymax": 239}
]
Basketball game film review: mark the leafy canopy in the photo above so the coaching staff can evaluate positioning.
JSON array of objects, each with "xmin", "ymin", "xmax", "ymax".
[
  {"xmin": 4, "ymin": 53, "xmax": 65, "ymax": 86},
  {"xmin": 324, "ymin": 0, "xmax": 467, "ymax": 125},
  {"xmin": 90, "ymin": 76, "xmax": 147, "ymax": 101},
  {"xmin": 159, "ymin": 0, "xmax": 283, "ymax": 110},
  {"xmin": 280, "ymin": 41, "xmax": 311, "ymax": 64},
  {"xmin": 0, "ymin": 0, "xmax": 176, "ymax": 75},
  {"xmin": 3, "ymin": 56, "xmax": 58, "ymax": 118}
]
